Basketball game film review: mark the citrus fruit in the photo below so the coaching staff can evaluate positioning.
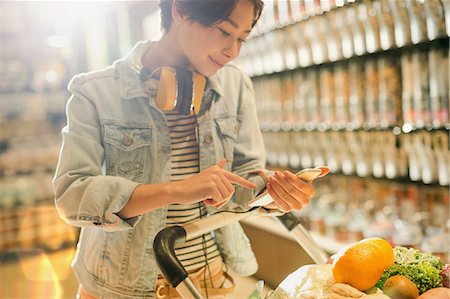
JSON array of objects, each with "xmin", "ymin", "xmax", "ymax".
[
  {"xmin": 332, "ymin": 237, "xmax": 395, "ymax": 291},
  {"xmin": 359, "ymin": 237, "xmax": 395, "ymax": 267}
]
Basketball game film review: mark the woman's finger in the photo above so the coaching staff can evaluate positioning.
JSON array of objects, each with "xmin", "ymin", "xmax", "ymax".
[
  {"xmin": 215, "ymin": 199, "xmax": 230, "ymax": 209},
  {"xmin": 223, "ymin": 171, "xmax": 257, "ymax": 189},
  {"xmin": 280, "ymin": 172, "xmax": 314, "ymax": 205},
  {"xmin": 272, "ymin": 173, "xmax": 306, "ymax": 210},
  {"xmin": 213, "ymin": 174, "xmax": 233, "ymax": 202},
  {"xmin": 268, "ymin": 177, "xmax": 300, "ymax": 211},
  {"xmin": 219, "ymin": 173, "xmax": 235, "ymax": 196},
  {"xmin": 274, "ymin": 171, "xmax": 300, "ymax": 195}
]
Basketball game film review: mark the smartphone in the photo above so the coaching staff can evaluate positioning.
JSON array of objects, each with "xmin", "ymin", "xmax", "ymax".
[{"xmin": 248, "ymin": 167, "xmax": 326, "ymax": 207}]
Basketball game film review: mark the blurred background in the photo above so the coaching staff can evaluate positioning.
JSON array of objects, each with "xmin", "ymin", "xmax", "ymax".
[
  {"xmin": 0, "ymin": 1, "xmax": 160, "ymax": 298},
  {"xmin": 0, "ymin": 0, "xmax": 449, "ymax": 298}
]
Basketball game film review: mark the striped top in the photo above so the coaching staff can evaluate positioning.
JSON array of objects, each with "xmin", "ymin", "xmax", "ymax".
[{"xmin": 165, "ymin": 111, "xmax": 221, "ymax": 271}]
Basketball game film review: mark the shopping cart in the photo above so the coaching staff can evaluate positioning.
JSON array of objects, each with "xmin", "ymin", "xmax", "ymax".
[{"xmin": 153, "ymin": 206, "xmax": 329, "ymax": 299}]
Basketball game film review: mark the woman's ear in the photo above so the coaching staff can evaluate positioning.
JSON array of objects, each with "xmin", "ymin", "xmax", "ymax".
[{"xmin": 171, "ymin": 0, "xmax": 184, "ymax": 28}]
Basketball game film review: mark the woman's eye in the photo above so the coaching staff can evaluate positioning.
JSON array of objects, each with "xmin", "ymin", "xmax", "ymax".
[
  {"xmin": 219, "ymin": 28, "xmax": 230, "ymax": 37},
  {"xmin": 238, "ymin": 38, "xmax": 247, "ymax": 44}
]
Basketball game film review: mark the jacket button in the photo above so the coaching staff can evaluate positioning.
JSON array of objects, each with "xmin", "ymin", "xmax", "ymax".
[
  {"xmin": 204, "ymin": 135, "xmax": 213, "ymax": 144},
  {"xmin": 123, "ymin": 135, "xmax": 133, "ymax": 146}
]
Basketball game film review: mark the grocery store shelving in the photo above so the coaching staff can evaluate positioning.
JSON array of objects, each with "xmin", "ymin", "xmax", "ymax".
[
  {"xmin": 0, "ymin": 1, "xmax": 156, "ymax": 256},
  {"xmin": 236, "ymin": 0, "xmax": 449, "ymax": 257}
]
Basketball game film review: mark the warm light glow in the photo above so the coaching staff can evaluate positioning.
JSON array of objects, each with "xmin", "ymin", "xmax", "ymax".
[{"xmin": 18, "ymin": 250, "xmax": 63, "ymax": 299}]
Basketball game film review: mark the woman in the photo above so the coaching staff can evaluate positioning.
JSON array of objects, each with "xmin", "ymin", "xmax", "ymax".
[{"xmin": 53, "ymin": 0, "xmax": 321, "ymax": 298}]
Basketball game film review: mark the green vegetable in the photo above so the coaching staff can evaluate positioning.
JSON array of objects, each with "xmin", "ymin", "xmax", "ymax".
[{"xmin": 376, "ymin": 246, "xmax": 444, "ymax": 294}]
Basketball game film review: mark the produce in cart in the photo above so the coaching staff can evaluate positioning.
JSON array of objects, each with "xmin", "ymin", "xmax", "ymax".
[
  {"xmin": 268, "ymin": 237, "xmax": 449, "ymax": 299},
  {"xmin": 376, "ymin": 246, "xmax": 446, "ymax": 294},
  {"xmin": 332, "ymin": 238, "xmax": 395, "ymax": 291}
]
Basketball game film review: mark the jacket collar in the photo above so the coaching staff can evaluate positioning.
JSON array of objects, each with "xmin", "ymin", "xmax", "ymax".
[{"xmin": 115, "ymin": 41, "xmax": 224, "ymax": 100}]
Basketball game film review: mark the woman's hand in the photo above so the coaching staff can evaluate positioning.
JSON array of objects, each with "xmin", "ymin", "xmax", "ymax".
[
  {"xmin": 264, "ymin": 167, "xmax": 329, "ymax": 212},
  {"xmin": 172, "ymin": 159, "xmax": 256, "ymax": 208}
]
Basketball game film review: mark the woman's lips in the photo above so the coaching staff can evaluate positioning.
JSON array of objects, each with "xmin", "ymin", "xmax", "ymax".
[{"xmin": 209, "ymin": 56, "xmax": 224, "ymax": 68}]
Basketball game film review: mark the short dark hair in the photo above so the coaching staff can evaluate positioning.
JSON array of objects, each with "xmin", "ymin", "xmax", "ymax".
[{"xmin": 159, "ymin": 0, "xmax": 264, "ymax": 33}]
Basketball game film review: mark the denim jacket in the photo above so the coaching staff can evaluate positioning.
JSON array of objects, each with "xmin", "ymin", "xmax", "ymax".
[{"xmin": 53, "ymin": 41, "xmax": 268, "ymax": 299}]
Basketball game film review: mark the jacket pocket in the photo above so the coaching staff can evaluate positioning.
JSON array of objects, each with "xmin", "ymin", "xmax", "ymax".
[
  {"xmin": 104, "ymin": 123, "xmax": 151, "ymax": 182},
  {"xmin": 214, "ymin": 117, "xmax": 237, "ymax": 164}
]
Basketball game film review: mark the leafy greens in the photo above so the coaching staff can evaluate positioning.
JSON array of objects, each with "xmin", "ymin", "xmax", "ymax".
[{"xmin": 376, "ymin": 246, "xmax": 444, "ymax": 294}]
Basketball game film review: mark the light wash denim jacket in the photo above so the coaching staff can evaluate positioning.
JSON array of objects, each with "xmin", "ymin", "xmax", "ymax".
[{"xmin": 53, "ymin": 41, "xmax": 268, "ymax": 299}]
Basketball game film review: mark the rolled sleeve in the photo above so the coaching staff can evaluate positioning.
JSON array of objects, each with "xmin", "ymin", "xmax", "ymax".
[
  {"xmin": 56, "ymin": 174, "xmax": 143, "ymax": 231},
  {"xmin": 52, "ymin": 79, "xmax": 143, "ymax": 232}
]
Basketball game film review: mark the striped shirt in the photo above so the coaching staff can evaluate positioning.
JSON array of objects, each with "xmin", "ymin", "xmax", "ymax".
[{"xmin": 165, "ymin": 111, "xmax": 221, "ymax": 271}]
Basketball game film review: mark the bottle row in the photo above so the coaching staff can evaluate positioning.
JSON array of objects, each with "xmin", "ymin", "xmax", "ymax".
[
  {"xmin": 0, "ymin": 172, "xmax": 55, "ymax": 209},
  {"xmin": 0, "ymin": 204, "xmax": 78, "ymax": 252},
  {"xmin": 0, "ymin": 133, "xmax": 61, "ymax": 177},
  {"xmin": 253, "ymin": 47, "xmax": 449, "ymax": 130},
  {"xmin": 257, "ymin": 0, "xmax": 449, "ymax": 37},
  {"xmin": 296, "ymin": 174, "xmax": 448, "ymax": 259},
  {"xmin": 0, "ymin": 58, "xmax": 70, "ymax": 93},
  {"xmin": 263, "ymin": 129, "xmax": 449, "ymax": 186},
  {"xmin": 238, "ymin": 0, "xmax": 449, "ymax": 75},
  {"xmin": 0, "ymin": 91, "xmax": 67, "ymax": 124}
]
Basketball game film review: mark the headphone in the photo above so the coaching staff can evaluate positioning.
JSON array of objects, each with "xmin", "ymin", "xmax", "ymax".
[{"xmin": 140, "ymin": 67, "xmax": 206, "ymax": 115}]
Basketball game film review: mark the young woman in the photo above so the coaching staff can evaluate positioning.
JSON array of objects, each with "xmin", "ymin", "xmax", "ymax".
[{"xmin": 53, "ymin": 0, "xmax": 323, "ymax": 298}]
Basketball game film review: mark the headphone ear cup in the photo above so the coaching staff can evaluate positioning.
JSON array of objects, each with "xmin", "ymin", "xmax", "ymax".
[
  {"xmin": 155, "ymin": 68, "xmax": 177, "ymax": 111},
  {"xmin": 192, "ymin": 73, "xmax": 206, "ymax": 115},
  {"xmin": 174, "ymin": 68, "xmax": 194, "ymax": 115}
]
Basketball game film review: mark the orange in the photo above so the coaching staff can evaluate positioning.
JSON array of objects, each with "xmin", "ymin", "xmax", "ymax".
[
  {"xmin": 332, "ymin": 237, "xmax": 395, "ymax": 291},
  {"xmin": 359, "ymin": 237, "xmax": 395, "ymax": 267}
]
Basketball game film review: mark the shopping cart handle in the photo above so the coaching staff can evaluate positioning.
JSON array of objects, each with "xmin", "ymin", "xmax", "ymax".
[
  {"xmin": 276, "ymin": 213, "xmax": 301, "ymax": 231},
  {"xmin": 153, "ymin": 207, "xmax": 269, "ymax": 297},
  {"xmin": 153, "ymin": 225, "xmax": 188, "ymax": 288}
]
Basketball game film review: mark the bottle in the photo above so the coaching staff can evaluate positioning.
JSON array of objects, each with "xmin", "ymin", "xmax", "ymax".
[
  {"xmin": 428, "ymin": 45, "xmax": 449, "ymax": 128},
  {"xmin": 362, "ymin": 0, "xmax": 381, "ymax": 53},
  {"xmin": 388, "ymin": 0, "xmax": 412, "ymax": 48},
  {"xmin": 289, "ymin": 0, "xmax": 303, "ymax": 23},
  {"xmin": 333, "ymin": 63, "xmax": 350, "ymax": 128},
  {"xmin": 351, "ymin": 3, "xmax": 367, "ymax": 56},
  {"xmin": 401, "ymin": 52, "xmax": 415, "ymax": 128},
  {"xmin": 319, "ymin": 66, "xmax": 335, "ymax": 127},
  {"xmin": 411, "ymin": 50, "xmax": 431, "ymax": 128},
  {"xmin": 339, "ymin": 6, "xmax": 355, "ymax": 59},
  {"xmin": 252, "ymin": 36, "xmax": 266, "ymax": 76},
  {"xmin": 276, "ymin": 0, "xmax": 291, "ymax": 27},
  {"xmin": 326, "ymin": 10, "xmax": 343, "ymax": 62},
  {"xmin": 348, "ymin": 59, "xmax": 365, "ymax": 129},
  {"xmin": 432, "ymin": 131, "xmax": 449, "ymax": 186},
  {"xmin": 375, "ymin": 0, "xmax": 395, "ymax": 51},
  {"xmin": 283, "ymin": 26, "xmax": 300, "ymax": 70},
  {"xmin": 405, "ymin": 0, "xmax": 428, "ymax": 44},
  {"xmin": 293, "ymin": 70, "xmax": 307, "ymax": 125},
  {"xmin": 364, "ymin": 58, "xmax": 379, "ymax": 128},
  {"xmin": 281, "ymin": 73, "xmax": 296, "ymax": 123},
  {"xmin": 306, "ymin": 69, "xmax": 321, "ymax": 125},
  {"xmin": 423, "ymin": 0, "xmax": 446, "ymax": 40},
  {"xmin": 444, "ymin": 0, "xmax": 450, "ymax": 36},
  {"xmin": 378, "ymin": 55, "xmax": 401, "ymax": 128},
  {"xmin": 310, "ymin": 16, "xmax": 328, "ymax": 64},
  {"xmin": 355, "ymin": 131, "xmax": 372, "ymax": 177},
  {"xmin": 295, "ymin": 22, "xmax": 313, "ymax": 67}
]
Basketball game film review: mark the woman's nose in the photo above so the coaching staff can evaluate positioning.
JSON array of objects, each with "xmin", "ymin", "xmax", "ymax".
[{"xmin": 222, "ymin": 40, "xmax": 240, "ymax": 60}]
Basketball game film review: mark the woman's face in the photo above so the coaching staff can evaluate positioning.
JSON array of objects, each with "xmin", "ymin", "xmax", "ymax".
[{"xmin": 177, "ymin": 0, "xmax": 254, "ymax": 77}]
